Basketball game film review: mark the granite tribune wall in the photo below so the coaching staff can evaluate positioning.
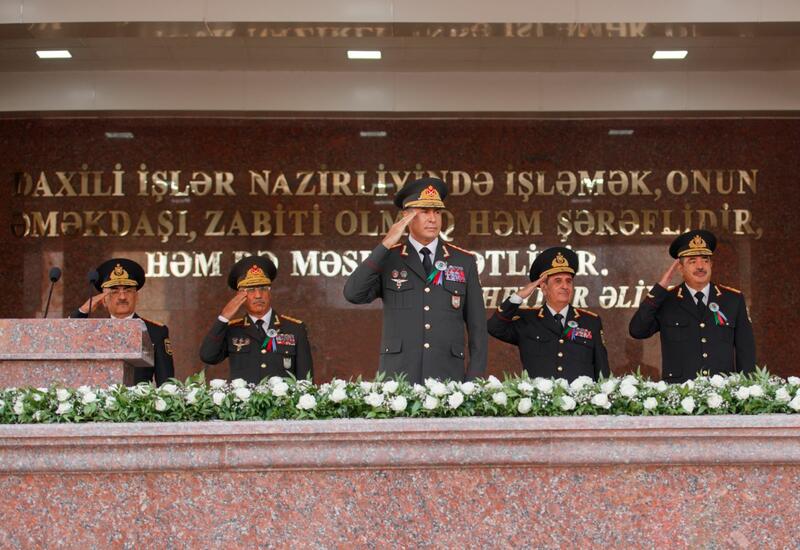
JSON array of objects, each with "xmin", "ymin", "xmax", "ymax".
[{"xmin": 2, "ymin": 117, "xmax": 798, "ymax": 382}]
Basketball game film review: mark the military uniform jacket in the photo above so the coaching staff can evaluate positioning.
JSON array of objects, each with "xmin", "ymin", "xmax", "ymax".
[
  {"xmin": 488, "ymin": 299, "xmax": 610, "ymax": 381},
  {"xmin": 199, "ymin": 311, "xmax": 312, "ymax": 384},
  {"xmin": 343, "ymin": 240, "xmax": 488, "ymax": 384},
  {"xmin": 69, "ymin": 309, "xmax": 174, "ymax": 386},
  {"xmin": 629, "ymin": 282, "xmax": 756, "ymax": 382}
]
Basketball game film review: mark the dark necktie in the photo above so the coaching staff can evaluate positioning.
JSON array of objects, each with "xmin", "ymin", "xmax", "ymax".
[
  {"xmin": 421, "ymin": 247, "xmax": 433, "ymax": 274},
  {"xmin": 554, "ymin": 313, "xmax": 564, "ymax": 329},
  {"xmin": 255, "ymin": 319, "xmax": 266, "ymax": 338},
  {"xmin": 695, "ymin": 291, "xmax": 706, "ymax": 317}
]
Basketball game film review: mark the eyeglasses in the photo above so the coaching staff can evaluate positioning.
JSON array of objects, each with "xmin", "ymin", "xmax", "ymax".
[
  {"xmin": 106, "ymin": 287, "xmax": 137, "ymax": 296},
  {"xmin": 243, "ymin": 286, "xmax": 271, "ymax": 294}
]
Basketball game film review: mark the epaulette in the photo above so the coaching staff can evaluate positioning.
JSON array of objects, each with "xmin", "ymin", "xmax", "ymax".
[
  {"xmin": 717, "ymin": 284, "xmax": 741, "ymax": 294},
  {"xmin": 280, "ymin": 314, "xmax": 304, "ymax": 324},
  {"xmin": 668, "ymin": 285, "xmax": 678, "ymax": 292},
  {"xmin": 446, "ymin": 242, "xmax": 476, "ymax": 256},
  {"xmin": 576, "ymin": 308, "xmax": 599, "ymax": 318},
  {"xmin": 138, "ymin": 316, "xmax": 163, "ymax": 327},
  {"xmin": 228, "ymin": 317, "xmax": 245, "ymax": 326}
]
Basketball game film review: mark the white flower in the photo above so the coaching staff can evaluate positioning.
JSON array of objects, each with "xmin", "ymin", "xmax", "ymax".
[
  {"xmin": 209, "ymin": 379, "xmax": 227, "ymax": 390},
  {"xmin": 591, "ymin": 393, "xmax": 611, "ymax": 409},
  {"xmin": 389, "ymin": 395, "xmax": 408, "ymax": 413},
  {"xmin": 621, "ymin": 375, "xmax": 639, "ymax": 387},
  {"xmin": 485, "ymin": 375, "xmax": 503, "ymax": 390},
  {"xmin": 446, "ymin": 381, "xmax": 459, "ymax": 391},
  {"xmin": 234, "ymin": 387, "xmax": 251, "ymax": 402},
  {"xmin": 517, "ymin": 381, "xmax": 534, "ymax": 394},
  {"xmin": 460, "ymin": 381, "xmax": 477, "ymax": 395},
  {"xmin": 0, "ymin": 399, "xmax": 5, "ymax": 409},
  {"xmin": 775, "ymin": 387, "xmax": 791, "ymax": 403},
  {"xmin": 296, "ymin": 394, "xmax": 317, "ymax": 410},
  {"xmin": 31, "ymin": 393, "xmax": 42, "ymax": 402},
  {"xmin": 533, "ymin": 378, "xmax": 554, "ymax": 394},
  {"xmin": 734, "ymin": 386, "xmax": 751, "ymax": 401},
  {"xmin": 76, "ymin": 385, "xmax": 92, "ymax": 395},
  {"xmin": 706, "ymin": 393, "xmax": 724, "ymax": 409},
  {"xmin": 329, "ymin": 387, "xmax": 348, "ymax": 403},
  {"xmin": 33, "ymin": 411, "xmax": 43, "ymax": 421},
  {"xmin": 517, "ymin": 397, "xmax": 533, "ymax": 414},
  {"xmin": 643, "ymin": 397, "xmax": 658, "ymax": 411},
  {"xmin": 132, "ymin": 384, "xmax": 150, "ymax": 396},
  {"xmin": 364, "ymin": 392, "xmax": 384, "ymax": 408},
  {"xmin": 382, "ymin": 380, "xmax": 399, "ymax": 394},
  {"xmin": 747, "ymin": 385, "xmax": 764, "ymax": 398},
  {"xmin": 211, "ymin": 391, "xmax": 226, "ymax": 406},
  {"xmin": 412, "ymin": 384, "xmax": 427, "ymax": 397},
  {"xmin": 56, "ymin": 388, "xmax": 70, "ymax": 402},
  {"xmin": 55, "ymin": 402, "xmax": 72, "ymax": 415},
  {"xmin": 230, "ymin": 378, "xmax": 247, "ymax": 389},
  {"xmin": 272, "ymin": 382, "xmax": 289, "ymax": 397},
  {"xmin": 428, "ymin": 381, "xmax": 448, "ymax": 397},
  {"xmin": 104, "ymin": 396, "xmax": 117, "ymax": 409},
  {"xmin": 13, "ymin": 400, "xmax": 23, "ymax": 415},
  {"xmin": 268, "ymin": 376, "xmax": 284, "ymax": 387},
  {"xmin": 654, "ymin": 381, "xmax": 668, "ymax": 393},
  {"xmin": 619, "ymin": 383, "xmax": 638, "ymax": 398},
  {"xmin": 360, "ymin": 381, "xmax": 375, "ymax": 393},
  {"xmin": 600, "ymin": 380, "xmax": 618, "ymax": 394},
  {"xmin": 709, "ymin": 375, "xmax": 727, "ymax": 388},
  {"xmin": 788, "ymin": 377, "xmax": 800, "ymax": 386},
  {"xmin": 447, "ymin": 392, "xmax": 464, "ymax": 409},
  {"xmin": 423, "ymin": 395, "xmax": 439, "ymax": 410},
  {"xmin": 681, "ymin": 380, "xmax": 695, "ymax": 390},
  {"xmin": 296, "ymin": 380, "xmax": 312, "ymax": 391},
  {"xmin": 185, "ymin": 388, "xmax": 199, "ymax": 404},
  {"xmin": 330, "ymin": 378, "xmax": 347, "ymax": 388},
  {"xmin": 788, "ymin": 395, "xmax": 800, "ymax": 412},
  {"xmin": 81, "ymin": 392, "xmax": 98, "ymax": 405},
  {"xmin": 570, "ymin": 376, "xmax": 593, "ymax": 392},
  {"xmin": 681, "ymin": 396, "xmax": 696, "ymax": 414},
  {"xmin": 160, "ymin": 383, "xmax": 178, "ymax": 395},
  {"xmin": 154, "ymin": 398, "xmax": 167, "ymax": 411},
  {"xmin": 555, "ymin": 378, "xmax": 569, "ymax": 390},
  {"xmin": 492, "ymin": 392, "xmax": 508, "ymax": 406},
  {"xmin": 559, "ymin": 395, "xmax": 577, "ymax": 411}
]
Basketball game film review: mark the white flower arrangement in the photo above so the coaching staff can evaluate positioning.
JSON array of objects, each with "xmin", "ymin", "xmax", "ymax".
[{"xmin": 1, "ymin": 368, "xmax": 799, "ymax": 423}]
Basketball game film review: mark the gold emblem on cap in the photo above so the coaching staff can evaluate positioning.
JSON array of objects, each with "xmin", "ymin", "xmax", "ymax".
[
  {"xmin": 689, "ymin": 235, "xmax": 707, "ymax": 250},
  {"xmin": 101, "ymin": 263, "xmax": 138, "ymax": 288},
  {"xmin": 237, "ymin": 264, "xmax": 272, "ymax": 289},
  {"xmin": 419, "ymin": 185, "xmax": 441, "ymax": 201},
  {"xmin": 551, "ymin": 252, "xmax": 569, "ymax": 269}
]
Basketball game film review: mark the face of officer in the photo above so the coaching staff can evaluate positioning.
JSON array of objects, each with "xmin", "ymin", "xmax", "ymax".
[
  {"xmin": 406, "ymin": 208, "xmax": 442, "ymax": 244},
  {"xmin": 104, "ymin": 286, "xmax": 138, "ymax": 318},
  {"xmin": 541, "ymin": 273, "xmax": 574, "ymax": 310},
  {"xmin": 243, "ymin": 285, "xmax": 271, "ymax": 317},
  {"xmin": 679, "ymin": 255, "xmax": 712, "ymax": 290}
]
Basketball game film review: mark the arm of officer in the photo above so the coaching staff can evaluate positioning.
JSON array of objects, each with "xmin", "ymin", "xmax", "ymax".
[
  {"xmin": 153, "ymin": 325, "xmax": 175, "ymax": 386},
  {"xmin": 487, "ymin": 296, "xmax": 522, "ymax": 345},
  {"xmin": 199, "ymin": 318, "xmax": 230, "ymax": 365},
  {"xmin": 629, "ymin": 260, "xmax": 679, "ymax": 339},
  {"xmin": 69, "ymin": 292, "xmax": 107, "ymax": 318},
  {"xmin": 294, "ymin": 323, "xmax": 313, "ymax": 381},
  {"xmin": 464, "ymin": 259, "xmax": 488, "ymax": 379},
  {"xmin": 594, "ymin": 317, "xmax": 611, "ymax": 379},
  {"xmin": 734, "ymin": 292, "xmax": 756, "ymax": 374}
]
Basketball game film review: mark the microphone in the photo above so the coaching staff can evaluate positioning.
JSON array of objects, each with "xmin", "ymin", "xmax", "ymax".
[
  {"xmin": 42, "ymin": 266, "xmax": 62, "ymax": 318},
  {"xmin": 87, "ymin": 270, "xmax": 99, "ymax": 315}
]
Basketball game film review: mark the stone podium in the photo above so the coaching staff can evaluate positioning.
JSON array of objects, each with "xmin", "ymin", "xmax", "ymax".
[{"xmin": 0, "ymin": 319, "xmax": 154, "ymax": 387}]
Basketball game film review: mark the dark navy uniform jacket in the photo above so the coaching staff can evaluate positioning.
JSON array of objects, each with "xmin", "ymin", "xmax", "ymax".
[{"xmin": 629, "ymin": 282, "xmax": 756, "ymax": 382}]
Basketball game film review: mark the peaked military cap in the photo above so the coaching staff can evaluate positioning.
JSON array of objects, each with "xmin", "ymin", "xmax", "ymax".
[
  {"xmin": 669, "ymin": 229, "xmax": 717, "ymax": 259},
  {"xmin": 529, "ymin": 247, "xmax": 579, "ymax": 281},
  {"xmin": 95, "ymin": 258, "xmax": 145, "ymax": 291},
  {"xmin": 228, "ymin": 256, "xmax": 278, "ymax": 290},
  {"xmin": 393, "ymin": 177, "xmax": 448, "ymax": 209}
]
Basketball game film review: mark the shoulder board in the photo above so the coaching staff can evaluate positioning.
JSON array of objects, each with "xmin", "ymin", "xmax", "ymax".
[
  {"xmin": 446, "ymin": 243, "xmax": 476, "ymax": 256},
  {"xmin": 718, "ymin": 284, "xmax": 742, "ymax": 294},
  {"xmin": 667, "ymin": 286, "xmax": 678, "ymax": 292},
  {"xmin": 576, "ymin": 308, "xmax": 599, "ymax": 317},
  {"xmin": 228, "ymin": 317, "xmax": 245, "ymax": 326},
  {"xmin": 138, "ymin": 316, "xmax": 164, "ymax": 327},
  {"xmin": 280, "ymin": 314, "xmax": 304, "ymax": 324}
]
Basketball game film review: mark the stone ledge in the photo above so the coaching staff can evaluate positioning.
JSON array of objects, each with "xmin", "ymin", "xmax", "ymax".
[{"xmin": 2, "ymin": 415, "xmax": 799, "ymax": 473}]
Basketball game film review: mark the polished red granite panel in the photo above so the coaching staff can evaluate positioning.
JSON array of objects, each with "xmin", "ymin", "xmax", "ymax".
[
  {"xmin": 1, "ymin": 416, "xmax": 799, "ymax": 547},
  {"xmin": 0, "ymin": 319, "xmax": 153, "ymax": 386},
  {"xmin": 1, "ymin": 117, "xmax": 798, "ymax": 381}
]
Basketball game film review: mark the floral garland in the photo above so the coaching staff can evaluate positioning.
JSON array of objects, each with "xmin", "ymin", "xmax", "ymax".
[{"xmin": 1, "ymin": 368, "xmax": 799, "ymax": 424}]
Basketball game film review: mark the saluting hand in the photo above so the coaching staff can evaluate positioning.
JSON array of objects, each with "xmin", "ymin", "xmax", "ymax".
[
  {"xmin": 221, "ymin": 291, "xmax": 248, "ymax": 320},
  {"xmin": 381, "ymin": 210, "xmax": 417, "ymax": 249},
  {"xmin": 658, "ymin": 259, "xmax": 681, "ymax": 289},
  {"xmin": 517, "ymin": 275, "xmax": 546, "ymax": 299},
  {"xmin": 79, "ymin": 292, "xmax": 107, "ymax": 314}
]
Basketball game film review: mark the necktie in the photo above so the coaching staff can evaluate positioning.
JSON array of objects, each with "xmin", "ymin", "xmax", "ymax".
[
  {"xmin": 421, "ymin": 247, "xmax": 433, "ymax": 274},
  {"xmin": 695, "ymin": 291, "xmax": 706, "ymax": 317},
  {"xmin": 554, "ymin": 313, "xmax": 564, "ymax": 328},
  {"xmin": 255, "ymin": 319, "xmax": 266, "ymax": 338}
]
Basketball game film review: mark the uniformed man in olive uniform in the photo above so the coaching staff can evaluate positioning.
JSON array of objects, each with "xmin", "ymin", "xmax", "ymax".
[
  {"xmin": 487, "ymin": 247, "xmax": 610, "ymax": 381},
  {"xmin": 200, "ymin": 256, "xmax": 312, "ymax": 384},
  {"xmin": 70, "ymin": 258, "xmax": 174, "ymax": 386},
  {"xmin": 629, "ymin": 229, "xmax": 756, "ymax": 383},
  {"xmin": 343, "ymin": 177, "xmax": 487, "ymax": 384}
]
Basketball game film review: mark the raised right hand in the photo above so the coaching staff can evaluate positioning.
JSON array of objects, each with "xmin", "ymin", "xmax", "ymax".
[
  {"xmin": 381, "ymin": 210, "xmax": 417, "ymax": 249},
  {"xmin": 517, "ymin": 275, "xmax": 546, "ymax": 299},
  {"xmin": 79, "ymin": 292, "xmax": 107, "ymax": 314},
  {"xmin": 658, "ymin": 259, "xmax": 681, "ymax": 289},
  {"xmin": 220, "ymin": 291, "xmax": 248, "ymax": 320}
]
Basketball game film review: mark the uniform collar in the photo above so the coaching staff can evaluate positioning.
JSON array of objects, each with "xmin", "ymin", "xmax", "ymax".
[
  {"xmin": 684, "ymin": 282, "xmax": 710, "ymax": 304},
  {"xmin": 248, "ymin": 309, "xmax": 273, "ymax": 327},
  {"xmin": 408, "ymin": 234, "xmax": 439, "ymax": 258},
  {"xmin": 546, "ymin": 303, "xmax": 570, "ymax": 319}
]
